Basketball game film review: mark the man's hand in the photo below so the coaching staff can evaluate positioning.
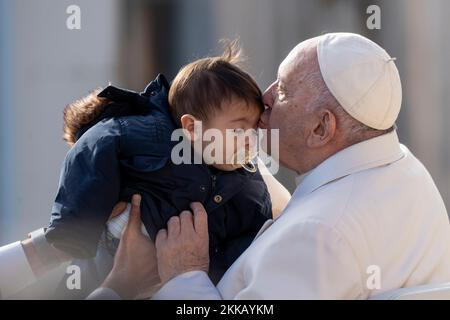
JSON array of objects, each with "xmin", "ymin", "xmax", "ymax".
[
  {"xmin": 155, "ymin": 202, "xmax": 210, "ymax": 284},
  {"xmin": 101, "ymin": 194, "xmax": 160, "ymax": 299}
]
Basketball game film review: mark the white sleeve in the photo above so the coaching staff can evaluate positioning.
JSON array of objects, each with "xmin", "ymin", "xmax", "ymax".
[
  {"xmin": 0, "ymin": 241, "xmax": 36, "ymax": 299},
  {"xmin": 152, "ymin": 271, "xmax": 222, "ymax": 300},
  {"xmin": 86, "ymin": 287, "xmax": 122, "ymax": 300},
  {"xmin": 231, "ymin": 220, "xmax": 364, "ymax": 299}
]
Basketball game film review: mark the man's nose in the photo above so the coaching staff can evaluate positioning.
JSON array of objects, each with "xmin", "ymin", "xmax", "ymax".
[{"xmin": 262, "ymin": 82, "xmax": 275, "ymax": 109}]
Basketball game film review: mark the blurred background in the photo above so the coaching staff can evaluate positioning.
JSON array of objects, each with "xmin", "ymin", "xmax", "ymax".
[{"xmin": 0, "ymin": 0, "xmax": 449, "ymax": 297}]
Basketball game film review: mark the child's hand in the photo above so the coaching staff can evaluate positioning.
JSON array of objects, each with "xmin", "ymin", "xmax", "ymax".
[
  {"xmin": 107, "ymin": 201, "xmax": 149, "ymax": 239},
  {"xmin": 109, "ymin": 202, "xmax": 128, "ymax": 219}
]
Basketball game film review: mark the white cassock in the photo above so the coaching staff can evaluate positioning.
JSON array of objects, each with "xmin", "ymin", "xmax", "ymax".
[
  {"xmin": 0, "ymin": 242, "xmax": 35, "ymax": 299},
  {"xmin": 153, "ymin": 130, "xmax": 450, "ymax": 299}
]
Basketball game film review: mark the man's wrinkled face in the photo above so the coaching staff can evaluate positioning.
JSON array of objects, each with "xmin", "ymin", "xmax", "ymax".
[{"xmin": 259, "ymin": 41, "xmax": 319, "ymax": 170}]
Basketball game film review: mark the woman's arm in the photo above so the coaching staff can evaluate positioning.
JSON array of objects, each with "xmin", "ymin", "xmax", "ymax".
[{"xmin": 257, "ymin": 158, "xmax": 291, "ymax": 219}]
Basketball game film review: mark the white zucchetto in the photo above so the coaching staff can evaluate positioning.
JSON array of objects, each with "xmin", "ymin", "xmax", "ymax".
[{"xmin": 317, "ymin": 32, "xmax": 402, "ymax": 130}]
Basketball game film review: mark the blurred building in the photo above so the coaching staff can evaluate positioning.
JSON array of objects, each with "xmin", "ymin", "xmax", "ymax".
[{"xmin": 1, "ymin": 0, "xmax": 449, "ymax": 297}]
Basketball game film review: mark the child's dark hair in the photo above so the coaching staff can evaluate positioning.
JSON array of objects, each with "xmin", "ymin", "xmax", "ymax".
[
  {"xmin": 62, "ymin": 41, "xmax": 263, "ymax": 146},
  {"xmin": 168, "ymin": 40, "xmax": 264, "ymax": 126}
]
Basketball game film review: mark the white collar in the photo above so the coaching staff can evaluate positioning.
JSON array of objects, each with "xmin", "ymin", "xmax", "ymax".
[{"xmin": 293, "ymin": 130, "xmax": 405, "ymax": 199}]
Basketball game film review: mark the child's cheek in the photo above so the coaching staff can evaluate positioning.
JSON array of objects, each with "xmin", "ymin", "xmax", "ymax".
[{"xmin": 224, "ymin": 135, "xmax": 237, "ymax": 164}]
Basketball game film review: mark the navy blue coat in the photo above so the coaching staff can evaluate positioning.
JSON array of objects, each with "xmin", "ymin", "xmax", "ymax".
[{"xmin": 45, "ymin": 74, "xmax": 272, "ymax": 284}]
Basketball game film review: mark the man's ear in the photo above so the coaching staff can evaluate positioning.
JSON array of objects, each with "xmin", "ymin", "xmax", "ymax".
[
  {"xmin": 180, "ymin": 114, "xmax": 199, "ymax": 141},
  {"xmin": 306, "ymin": 109, "xmax": 336, "ymax": 148}
]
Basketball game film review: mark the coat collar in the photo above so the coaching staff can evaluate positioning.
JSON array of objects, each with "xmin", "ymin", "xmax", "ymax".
[
  {"xmin": 293, "ymin": 130, "xmax": 406, "ymax": 199},
  {"xmin": 97, "ymin": 74, "xmax": 170, "ymax": 108}
]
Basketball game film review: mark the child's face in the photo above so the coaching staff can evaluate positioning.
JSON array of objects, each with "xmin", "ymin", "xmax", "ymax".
[{"xmin": 183, "ymin": 97, "xmax": 261, "ymax": 171}]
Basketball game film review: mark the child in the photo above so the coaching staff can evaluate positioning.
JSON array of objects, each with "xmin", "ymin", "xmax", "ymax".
[{"xmin": 46, "ymin": 44, "xmax": 272, "ymax": 297}]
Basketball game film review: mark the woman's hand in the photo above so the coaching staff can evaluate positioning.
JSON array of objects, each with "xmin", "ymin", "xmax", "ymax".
[{"xmin": 101, "ymin": 194, "xmax": 160, "ymax": 299}]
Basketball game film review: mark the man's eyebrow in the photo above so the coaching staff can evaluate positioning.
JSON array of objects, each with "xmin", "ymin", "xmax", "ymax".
[
  {"xmin": 277, "ymin": 80, "xmax": 287, "ymax": 92},
  {"xmin": 276, "ymin": 72, "xmax": 286, "ymax": 89}
]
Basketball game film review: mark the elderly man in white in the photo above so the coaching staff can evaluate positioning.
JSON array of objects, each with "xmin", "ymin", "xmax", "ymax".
[
  {"xmin": 146, "ymin": 32, "xmax": 450, "ymax": 299},
  {"xmin": 2, "ymin": 32, "xmax": 450, "ymax": 300}
]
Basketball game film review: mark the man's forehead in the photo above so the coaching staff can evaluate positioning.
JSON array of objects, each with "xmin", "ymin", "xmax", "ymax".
[
  {"xmin": 278, "ymin": 38, "xmax": 320, "ymax": 81},
  {"xmin": 278, "ymin": 48, "xmax": 299, "ymax": 79}
]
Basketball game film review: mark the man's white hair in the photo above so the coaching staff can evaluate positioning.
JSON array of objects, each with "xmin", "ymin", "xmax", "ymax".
[{"xmin": 305, "ymin": 69, "xmax": 394, "ymax": 145}]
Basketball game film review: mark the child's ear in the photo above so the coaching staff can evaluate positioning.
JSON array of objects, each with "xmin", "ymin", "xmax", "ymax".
[{"xmin": 180, "ymin": 114, "xmax": 199, "ymax": 141}]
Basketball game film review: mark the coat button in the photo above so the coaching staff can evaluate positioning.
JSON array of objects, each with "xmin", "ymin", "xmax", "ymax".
[
  {"xmin": 150, "ymin": 91, "xmax": 157, "ymax": 96},
  {"xmin": 199, "ymin": 185, "xmax": 206, "ymax": 192},
  {"xmin": 213, "ymin": 195, "xmax": 222, "ymax": 203}
]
